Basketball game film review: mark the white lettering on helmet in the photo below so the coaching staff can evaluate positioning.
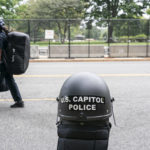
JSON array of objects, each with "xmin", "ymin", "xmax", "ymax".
[
  {"xmin": 71, "ymin": 96, "xmax": 105, "ymax": 104},
  {"xmin": 62, "ymin": 96, "xmax": 105, "ymax": 111},
  {"xmin": 83, "ymin": 96, "xmax": 88, "ymax": 102},
  {"xmin": 73, "ymin": 96, "xmax": 78, "ymax": 102},
  {"xmin": 68, "ymin": 104, "xmax": 97, "ymax": 111}
]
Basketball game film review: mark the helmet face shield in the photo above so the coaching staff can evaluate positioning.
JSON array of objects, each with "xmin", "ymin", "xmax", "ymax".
[{"xmin": 57, "ymin": 72, "xmax": 113, "ymax": 122}]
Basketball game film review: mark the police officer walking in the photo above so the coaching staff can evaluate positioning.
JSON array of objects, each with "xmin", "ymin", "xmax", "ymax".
[{"xmin": 0, "ymin": 19, "xmax": 24, "ymax": 108}]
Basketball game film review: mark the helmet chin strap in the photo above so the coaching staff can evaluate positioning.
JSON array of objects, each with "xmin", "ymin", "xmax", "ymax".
[
  {"xmin": 56, "ymin": 97, "xmax": 60, "ymax": 125},
  {"xmin": 111, "ymin": 97, "xmax": 117, "ymax": 126}
]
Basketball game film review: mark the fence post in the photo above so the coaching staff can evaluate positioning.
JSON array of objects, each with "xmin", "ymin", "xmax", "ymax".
[
  {"xmin": 68, "ymin": 20, "xmax": 71, "ymax": 58},
  {"xmin": 146, "ymin": 19, "xmax": 150, "ymax": 57},
  {"xmin": 28, "ymin": 20, "xmax": 30, "ymax": 36},
  {"xmin": 88, "ymin": 29, "xmax": 91, "ymax": 58},
  {"xmin": 107, "ymin": 20, "xmax": 110, "ymax": 48},
  {"xmin": 127, "ymin": 20, "xmax": 130, "ymax": 57},
  {"xmin": 87, "ymin": 20, "xmax": 92, "ymax": 58},
  {"xmin": 107, "ymin": 20, "xmax": 110, "ymax": 57},
  {"xmin": 48, "ymin": 20, "xmax": 51, "ymax": 58}
]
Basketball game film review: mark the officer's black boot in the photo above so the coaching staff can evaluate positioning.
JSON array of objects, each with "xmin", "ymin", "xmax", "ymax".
[{"xmin": 10, "ymin": 101, "xmax": 24, "ymax": 108}]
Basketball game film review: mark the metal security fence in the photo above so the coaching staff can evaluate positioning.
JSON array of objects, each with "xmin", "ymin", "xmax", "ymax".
[{"xmin": 4, "ymin": 19, "xmax": 150, "ymax": 58}]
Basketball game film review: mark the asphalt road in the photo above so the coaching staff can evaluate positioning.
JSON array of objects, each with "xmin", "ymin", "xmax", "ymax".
[{"xmin": 0, "ymin": 61, "xmax": 150, "ymax": 150}]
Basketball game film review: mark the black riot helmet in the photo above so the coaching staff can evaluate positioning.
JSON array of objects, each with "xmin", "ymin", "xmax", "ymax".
[{"xmin": 57, "ymin": 72, "xmax": 114, "ymax": 122}]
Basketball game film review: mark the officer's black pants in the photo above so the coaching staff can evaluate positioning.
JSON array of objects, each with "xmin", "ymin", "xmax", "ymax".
[
  {"xmin": 57, "ymin": 122, "xmax": 111, "ymax": 150},
  {"xmin": 1, "ymin": 63, "xmax": 22, "ymax": 102}
]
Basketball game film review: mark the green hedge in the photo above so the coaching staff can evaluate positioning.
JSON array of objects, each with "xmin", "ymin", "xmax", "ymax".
[{"xmin": 118, "ymin": 34, "xmax": 147, "ymax": 42}]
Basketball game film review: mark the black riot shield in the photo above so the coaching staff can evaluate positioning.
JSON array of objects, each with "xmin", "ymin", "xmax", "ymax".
[{"xmin": 57, "ymin": 121, "xmax": 111, "ymax": 150}]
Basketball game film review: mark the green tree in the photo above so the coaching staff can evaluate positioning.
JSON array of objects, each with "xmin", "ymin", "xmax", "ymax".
[
  {"xmin": 113, "ymin": 19, "xmax": 149, "ymax": 41},
  {"xmin": 84, "ymin": 0, "xmax": 149, "ymax": 19},
  {"xmin": 83, "ymin": 26, "xmax": 101, "ymax": 40},
  {"xmin": 0, "ymin": 0, "xmax": 23, "ymax": 19},
  {"xmin": 27, "ymin": 0, "xmax": 85, "ymax": 43},
  {"xmin": 147, "ymin": 8, "xmax": 150, "ymax": 15},
  {"xmin": 84, "ymin": 0, "xmax": 150, "ymax": 42},
  {"xmin": 15, "ymin": 4, "xmax": 30, "ymax": 19}
]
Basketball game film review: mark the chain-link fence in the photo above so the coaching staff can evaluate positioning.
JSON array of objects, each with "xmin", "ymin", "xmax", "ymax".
[{"xmin": 4, "ymin": 19, "xmax": 150, "ymax": 58}]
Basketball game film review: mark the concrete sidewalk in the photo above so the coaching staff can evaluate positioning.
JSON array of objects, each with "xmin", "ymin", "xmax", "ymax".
[{"xmin": 29, "ymin": 57, "xmax": 150, "ymax": 62}]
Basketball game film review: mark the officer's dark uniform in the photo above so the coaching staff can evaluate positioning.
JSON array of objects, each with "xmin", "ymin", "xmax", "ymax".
[{"xmin": 0, "ymin": 26, "xmax": 23, "ymax": 107}]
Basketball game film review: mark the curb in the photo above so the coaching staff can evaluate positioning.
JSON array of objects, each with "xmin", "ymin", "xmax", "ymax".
[{"xmin": 29, "ymin": 57, "xmax": 150, "ymax": 62}]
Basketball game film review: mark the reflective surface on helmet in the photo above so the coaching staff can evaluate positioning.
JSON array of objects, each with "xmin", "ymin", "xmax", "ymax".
[{"xmin": 58, "ymin": 72, "xmax": 113, "ymax": 121}]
